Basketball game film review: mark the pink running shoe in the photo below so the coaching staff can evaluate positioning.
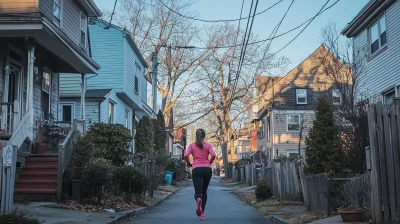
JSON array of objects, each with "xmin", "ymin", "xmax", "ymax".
[
  {"xmin": 199, "ymin": 214, "xmax": 205, "ymax": 221},
  {"xmin": 196, "ymin": 198, "xmax": 203, "ymax": 216}
]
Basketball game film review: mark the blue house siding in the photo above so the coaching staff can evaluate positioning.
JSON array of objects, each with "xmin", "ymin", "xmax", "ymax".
[
  {"xmin": 352, "ymin": 1, "xmax": 400, "ymax": 103},
  {"xmin": 59, "ymin": 99, "xmax": 101, "ymax": 126},
  {"xmin": 86, "ymin": 24, "xmax": 124, "ymax": 92},
  {"xmin": 60, "ymin": 74, "xmax": 82, "ymax": 96},
  {"xmin": 100, "ymin": 92, "xmax": 133, "ymax": 131}
]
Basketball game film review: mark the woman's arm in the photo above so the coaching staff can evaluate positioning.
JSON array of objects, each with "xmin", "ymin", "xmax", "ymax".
[
  {"xmin": 184, "ymin": 145, "xmax": 192, "ymax": 165},
  {"xmin": 209, "ymin": 145, "xmax": 216, "ymax": 164}
]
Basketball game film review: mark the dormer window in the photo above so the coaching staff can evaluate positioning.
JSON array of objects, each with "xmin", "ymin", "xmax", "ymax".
[
  {"xmin": 296, "ymin": 89, "xmax": 307, "ymax": 104},
  {"xmin": 80, "ymin": 13, "xmax": 88, "ymax": 48},
  {"xmin": 53, "ymin": 0, "xmax": 62, "ymax": 26},
  {"xmin": 369, "ymin": 14, "xmax": 387, "ymax": 55}
]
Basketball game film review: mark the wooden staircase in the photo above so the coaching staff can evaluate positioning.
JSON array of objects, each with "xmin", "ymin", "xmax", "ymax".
[{"xmin": 14, "ymin": 156, "xmax": 58, "ymax": 200}]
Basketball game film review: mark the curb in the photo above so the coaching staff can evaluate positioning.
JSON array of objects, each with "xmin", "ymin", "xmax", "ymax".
[
  {"xmin": 107, "ymin": 187, "xmax": 182, "ymax": 224},
  {"xmin": 271, "ymin": 215, "xmax": 294, "ymax": 224}
]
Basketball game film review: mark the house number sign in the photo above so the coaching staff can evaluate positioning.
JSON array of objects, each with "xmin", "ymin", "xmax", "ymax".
[{"xmin": 2, "ymin": 145, "xmax": 13, "ymax": 167}]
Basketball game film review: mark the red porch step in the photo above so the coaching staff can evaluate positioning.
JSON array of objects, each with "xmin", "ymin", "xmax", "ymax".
[
  {"xmin": 15, "ymin": 156, "xmax": 59, "ymax": 199},
  {"xmin": 15, "ymin": 180, "xmax": 57, "ymax": 190},
  {"xmin": 14, "ymin": 189, "xmax": 57, "ymax": 194}
]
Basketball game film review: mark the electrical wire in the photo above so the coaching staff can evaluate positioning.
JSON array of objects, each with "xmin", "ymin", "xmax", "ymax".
[
  {"xmin": 228, "ymin": 0, "xmax": 260, "ymax": 113},
  {"xmin": 173, "ymin": 0, "xmax": 339, "ymax": 50},
  {"xmin": 105, "ymin": 0, "xmax": 118, "ymax": 29},
  {"xmin": 158, "ymin": 0, "xmax": 283, "ymax": 23},
  {"xmin": 264, "ymin": 0, "xmax": 333, "ymax": 59}
]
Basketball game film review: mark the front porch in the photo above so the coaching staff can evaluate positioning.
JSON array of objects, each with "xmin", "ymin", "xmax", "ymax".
[{"xmin": 0, "ymin": 16, "xmax": 99, "ymax": 204}]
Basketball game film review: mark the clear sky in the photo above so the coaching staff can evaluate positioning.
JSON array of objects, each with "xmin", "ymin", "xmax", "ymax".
[{"xmin": 93, "ymin": 0, "xmax": 369, "ymax": 73}]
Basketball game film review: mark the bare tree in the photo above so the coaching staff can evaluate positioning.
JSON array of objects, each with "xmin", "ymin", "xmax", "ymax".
[
  {"xmin": 104, "ymin": 0, "xmax": 212, "ymax": 122},
  {"xmin": 318, "ymin": 22, "xmax": 368, "ymax": 173},
  {"xmin": 200, "ymin": 24, "xmax": 289, "ymax": 148}
]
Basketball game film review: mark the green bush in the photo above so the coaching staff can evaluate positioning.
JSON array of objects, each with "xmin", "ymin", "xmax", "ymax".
[
  {"xmin": 0, "ymin": 210, "xmax": 40, "ymax": 224},
  {"xmin": 82, "ymin": 158, "xmax": 114, "ymax": 203},
  {"xmin": 135, "ymin": 116, "xmax": 154, "ymax": 154},
  {"xmin": 85, "ymin": 123, "xmax": 132, "ymax": 166},
  {"xmin": 305, "ymin": 97, "xmax": 347, "ymax": 174},
  {"xmin": 153, "ymin": 110, "xmax": 166, "ymax": 153},
  {"xmin": 114, "ymin": 166, "xmax": 148, "ymax": 204},
  {"xmin": 69, "ymin": 135, "xmax": 94, "ymax": 180},
  {"xmin": 255, "ymin": 178, "xmax": 272, "ymax": 199}
]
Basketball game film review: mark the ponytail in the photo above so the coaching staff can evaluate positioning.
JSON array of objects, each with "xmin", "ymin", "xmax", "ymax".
[{"xmin": 195, "ymin": 129, "xmax": 206, "ymax": 149}]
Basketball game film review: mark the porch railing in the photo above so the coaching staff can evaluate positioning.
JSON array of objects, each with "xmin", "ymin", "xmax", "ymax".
[
  {"xmin": 0, "ymin": 102, "xmax": 18, "ymax": 136},
  {"xmin": 9, "ymin": 110, "xmax": 32, "ymax": 149},
  {"xmin": 54, "ymin": 122, "xmax": 73, "ymax": 136},
  {"xmin": 56, "ymin": 120, "xmax": 85, "ymax": 202}
]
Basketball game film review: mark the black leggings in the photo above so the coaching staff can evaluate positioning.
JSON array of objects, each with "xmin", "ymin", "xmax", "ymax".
[{"xmin": 192, "ymin": 167, "xmax": 212, "ymax": 212}]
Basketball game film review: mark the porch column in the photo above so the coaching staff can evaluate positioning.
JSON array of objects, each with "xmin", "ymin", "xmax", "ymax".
[
  {"xmin": 26, "ymin": 40, "xmax": 35, "ymax": 114},
  {"xmin": 26, "ymin": 39, "xmax": 35, "ymax": 140},
  {"xmin": 80, "ymin": 74, "xmax": 85, "ymax": 121}
]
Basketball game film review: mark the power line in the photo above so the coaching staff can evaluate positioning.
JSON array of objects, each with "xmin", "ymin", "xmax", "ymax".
[
  {"xmin": 228, "ymin": 0, "xmax": 260, "ymax": 113},
  {"xmin": 158, "ymin": 0, "xmax": 283, "ymax": 23},
  {"xmin": 264, "ymin": 0, "xmax": 334, "ymax": 59},
  {"xmin": 173, "ymin": 0, "xmax": 339, "ymax": 50},
  {"xmin": 105, "ymin": 0, "xmax": 118, "ymax": 29}
]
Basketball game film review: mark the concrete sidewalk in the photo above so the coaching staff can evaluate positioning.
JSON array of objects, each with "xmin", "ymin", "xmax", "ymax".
[
  {"xmin": 13, "ymin": 182, "xmax": 187, "ymax": 224},
  {"xmin": 15, "ymin": 202, "xmax": 140, "ymax": 224}
]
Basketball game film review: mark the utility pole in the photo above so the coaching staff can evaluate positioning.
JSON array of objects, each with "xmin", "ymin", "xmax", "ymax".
[{"xmin": 152, "ymin": 52, "xmax": 158, "ymax": 112}]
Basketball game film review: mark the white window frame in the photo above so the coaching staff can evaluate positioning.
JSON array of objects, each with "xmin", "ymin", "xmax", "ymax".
[
  {"xmin": 369, "ymin": 13, "xmax": 387, "ymax": 57},
  {"xmin": 42, "ymin": 69, "xmax": 52, "ymax": 119},
  {"xmin": 332, "ymin": 88, "xmax": 341, "ymax": 105},
  {"xmin": 108, "ymin": 100, "xmax": 115, "ymax": 124},
  {"xmin": 296, "ymin": 89, "xmax": 307, "ymax": 105},
  {"xmin": 286, "ymin": 149, "xmax": 299, "ymax": 159},
  {"xmin": 58, "ymin": 102, "xmax": 75, "ymax": 123},
  {"xmin": 383, "ymin": 88, "xmax": 396, "ymax": 106},
  {"xmin": 80, "ymin": 12, "xmax": 88, "ymax": 48},
  {"xmin": 53, "ymin": 0, "xmax": 63, "ymax": 26},
  {"xmin": 287, "ymin": 114, "xmax": 301, "ymax": 133},
  {"xmin": 125, "ymin": 108, "xmax": 131, "ymax": 129}
]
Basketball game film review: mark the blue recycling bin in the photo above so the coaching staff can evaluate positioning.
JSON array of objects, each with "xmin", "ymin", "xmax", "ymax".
[{"xmin": 164, "ymin": 171, "xmax": 173, "ymax": 185}]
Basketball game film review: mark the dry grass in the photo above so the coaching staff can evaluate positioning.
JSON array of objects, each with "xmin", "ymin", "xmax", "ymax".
[{"xmin": 234, "ymin": 189, "xmax": 325, "ymax": 224}]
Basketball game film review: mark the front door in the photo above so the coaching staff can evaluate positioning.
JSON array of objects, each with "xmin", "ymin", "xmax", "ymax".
[{"xmin": 2, "ymin": 63, "xmax": 22, "ymax": 135}]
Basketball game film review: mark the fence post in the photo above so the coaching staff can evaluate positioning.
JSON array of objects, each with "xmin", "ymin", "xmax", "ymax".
[{"xmin": 327, "ymin": 176, "xmax": 331, "ymax": 216}]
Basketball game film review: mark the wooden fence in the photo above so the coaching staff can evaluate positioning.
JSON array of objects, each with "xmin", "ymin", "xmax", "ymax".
[
  {"xmin": 368, "ymin": 103, "xmax": 400, "ymax": 223},
  {"xmin": 271, "ymin": 159, "xmax": 302, "ymax": 201}
]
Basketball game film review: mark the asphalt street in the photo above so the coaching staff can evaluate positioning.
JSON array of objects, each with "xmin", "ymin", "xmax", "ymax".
[{"xmin": 128, "ymin": 176, "xmax": 272, "ymax": 224}]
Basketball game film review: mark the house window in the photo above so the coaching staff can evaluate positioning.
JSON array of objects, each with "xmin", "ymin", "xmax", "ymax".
[
  {"xmin": 108, "ymin": 101, "xmax": 115, "ymax": 124},
  {"xmin": 384, "ymin": 90, "xmax": 395, "ymax": 106},
  {"xmin": 287, "ymin": 150, "xmax": 298, "ymax": 159},
  {"xmin": 267, "ymin": 117, "xmax": 271, "ymax": 142},
  {"xmin": 80, "ymin": 13, "xmax": 88, "ymax": 48},
  {"xmin": 261, "ymin": 120, "xmax": 265, "ymax": 138},
  {"xmin": 287, "ymin": 114, "xmax": 300, "ymax": 132},
  {"xmin": 42, "ymin": 72, "xmax": 51, "ymax": 120},
  {"xmin": 296, "ymin": 89, "xmax": 307, "ymax": 104},
  {"xmin": 53, "ymin": 0, "xmax": 62, "ymax": 25},
  {"xmin": 332, "ymin": 89, "xmax": 341, "ymax": 105},
  {"xmin": 135, "ymin": 76, "xmax": 139, "ymax": 94},
  {"xmin": 369, "ymin": 15, "xmax": 387, "ymax": 55},
  {"xmin": 59, "ymin": 103, "xmax": 74, "ymax": 123},
  {"xmin": 125, "ymin": 108, "xmax": 130, "ymax": 128}
]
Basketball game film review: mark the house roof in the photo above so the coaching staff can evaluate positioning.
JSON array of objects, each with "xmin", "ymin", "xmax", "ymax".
[
  {"xmin": 341, "ymin": 0, "xmax": 395, "ymax": 37},
  {"xmin": 256, "ymin": 75, "xmax": 283, "ymax": 95},
  {"xmin": 257, "ymin": 45, "xmax": 338, "ymax": 115},
  {"xmin": 90, "ymin": 19, "xmax": 149, "ymax": 68},
  {"xmin": 86, "ymin": 89, "xmax": 113, "ymax": 98},
  {"xmin": 61, "ymin": 89, "xmax": 112, "ymax": 100}
]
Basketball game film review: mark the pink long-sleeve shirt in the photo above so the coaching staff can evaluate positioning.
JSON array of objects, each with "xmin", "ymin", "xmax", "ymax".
[{"xmin": 184, "ymin": 142, "xmax": 216, "ymax": 169}]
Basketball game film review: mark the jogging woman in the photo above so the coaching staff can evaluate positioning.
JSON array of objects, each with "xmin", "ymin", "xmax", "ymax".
[{"xmin": 184, "ymin": 129, "xmax": 216, "ymax": 221}]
